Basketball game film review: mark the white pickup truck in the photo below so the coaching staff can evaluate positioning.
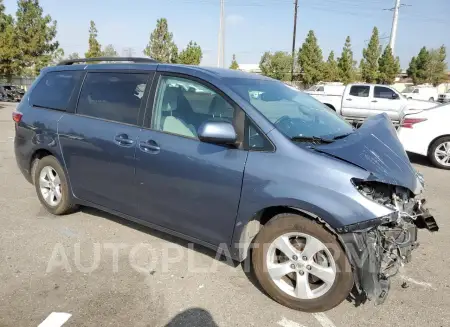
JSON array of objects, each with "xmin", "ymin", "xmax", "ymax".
[{"xmin": 310, "ymin": 83, "xmax": 436, "ymax": 127}]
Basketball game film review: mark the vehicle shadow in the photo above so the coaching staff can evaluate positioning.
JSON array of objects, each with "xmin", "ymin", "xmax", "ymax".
[
  {"xmin": 164, "ymin": 308, "xmax": 219, "ymax": 327},
  {"xmin": 80, "ymin": 206, "xmax": 240, "ymax": 269},
  {"xmin": 407, "ymin": 152, "xmax": 434, "ymax": 168}
]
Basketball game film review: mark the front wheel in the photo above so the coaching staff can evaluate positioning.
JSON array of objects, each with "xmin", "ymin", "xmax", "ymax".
[
  {"xmin": 429, "ymin": 136, "xmax": 450, "ymax": 169},
  {"xmin": 252, "ymin": 214, "xmax": 353, "ymax": 312}
]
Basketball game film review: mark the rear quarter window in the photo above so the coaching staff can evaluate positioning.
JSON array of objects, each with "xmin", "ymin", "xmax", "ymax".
[{"xmin": 30, "ymin": 71, "xmax": 83, "ymax": 111}]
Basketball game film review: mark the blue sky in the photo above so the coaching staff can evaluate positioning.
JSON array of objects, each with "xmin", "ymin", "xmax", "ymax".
[{"xmin": 3, "ymin": 0, "xmax": 449, "ymax": 69}]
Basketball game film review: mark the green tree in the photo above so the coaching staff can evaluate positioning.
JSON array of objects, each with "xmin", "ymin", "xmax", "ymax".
[
  {"xmin": 415, "ymin": 47, "xmax": 431, "ymax": 84},
  {"xmin": 0, "ymin": 0, "xmax": 20, "ymax": 80},
  {"xmin": 426, "ymin": 46, "xmax": 447, "ymax": 86},
  {"xmin": 50, "ymin": 48, "xmax": 64, "ymax": 65},
  {"xmin": 67, "ymin": 52, "xmax": 80, "ymax": 60},
  {"xmin": 170, "ymin": 44, "xmax": 179, "ymax": 64},
  {"xmin": 102, "ymin": 44, "xmax": 118, "ymax": 57},
  {"xmin": 85, "ymin": 20, "xmax": 102, "ymax": 58},
  {"xmin": 406, "ymin": 56, "xmax": 418, "ymax": 84},
  {"xmin": 229, "ymin": 54, "xmax": 239, "ymax": 70},
  {"xmin": 337, "ymin": 36, "xmax": 356, "ymax": 84},
  {"xmin": 178, "ymin": 41, "xmax": 202, "ymax": 65},
  {"xmin": 15, "ymin": 0, "xmax": 59, "ymax": 75},
  {"xmin": 144, "ymin": 18, "xmax": 177, "ymax": 63},
  {"xmin": 361, "ymin": 27, "xmax": 381, "ymax": 83},
  {"xmin": 259, "ymin": 51, "xmax": 292, "ymax": 81},
  {"xmin": 298, "ymin": 30, "xmax": 323, "ymax": 87},
  {"xmin": 378, "ymin": 46, "xmax": 400, "ymax": 85},
  {"xmin": 323, "ymin": 51, "xmax": 339, "ymax": 82}
]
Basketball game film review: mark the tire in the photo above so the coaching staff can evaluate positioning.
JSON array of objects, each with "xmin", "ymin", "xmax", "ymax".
[
  {"xmin": 429, "ymin": 97, "xmax": 435, "ymax": 102},
  {"xmin": 408, "ymin": 97, "xmax": 412, "ymax": 100},
  {"xmin": 252, "ymin": 213, "xmax": 353, "ymax": 312},
  {"xmin": 428, "ymin": 136, "xmax": 450, "ymax": 170},
  {"xmin": 34, "ymin": 156, "xmax": 78, "ymax": 215}
]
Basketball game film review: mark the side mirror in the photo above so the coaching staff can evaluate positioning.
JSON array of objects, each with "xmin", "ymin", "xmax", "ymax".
[
  {"xmin": 198, "ymin": 121, "xmax": 237, "ymax": 145},
  {"xmin": 392, "ymin": 93, "xmax": 399, "ymax": 99}
]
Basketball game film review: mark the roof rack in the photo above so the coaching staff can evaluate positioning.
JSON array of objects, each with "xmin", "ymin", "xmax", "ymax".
[{"xmin": 57, "ymin": 57, "xmax": 158, "ymax": 66}]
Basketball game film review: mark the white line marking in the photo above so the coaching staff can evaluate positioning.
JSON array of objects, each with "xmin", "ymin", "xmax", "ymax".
[
  {"xmin": 312, "ymin": 313, "xmax": 337, "ymax": 327},
  {"xmin": 38, "ymin": 312, "xmax": 72, "ymax": 327},
  {"xmin": 400, "ymin": 275, "xmax": 436, "ymax": 290},
  {"xmin": 277, "ymin": 317, "xmax": 307, "ymax": 327}
]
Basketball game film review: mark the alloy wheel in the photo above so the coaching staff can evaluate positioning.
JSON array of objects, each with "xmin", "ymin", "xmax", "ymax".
[
  {"xmin": 39, "ymin": 166, "xmax": 62, "ymax": 206},
  {"xmin": 434, "ymin": 142, "xmax": 450, "ymax": 167},
  {"xmin": 266, "ymin": 232, "xmax": 336, "ymax": 300}
]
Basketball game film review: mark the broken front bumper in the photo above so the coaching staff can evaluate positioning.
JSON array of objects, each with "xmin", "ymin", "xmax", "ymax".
[{"xmin": 340, "ymin": 208, "xmax": 438, "ymax": 304}]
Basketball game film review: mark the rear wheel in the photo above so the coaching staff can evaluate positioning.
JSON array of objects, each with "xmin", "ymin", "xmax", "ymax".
[
  {"xmin": 429, "ymin": 97, "xmax": 435, "ymax": 102},
  {"xmin": 34, "ymin": 156, "xmax": 78, "ymax": 215},
  {"xmin": 429, "ymin": 136, "xmax": 450, "ymax": 169},
  {"xmin": 252, "ymin": 214, "xmax": 353, "ymax": 312}
]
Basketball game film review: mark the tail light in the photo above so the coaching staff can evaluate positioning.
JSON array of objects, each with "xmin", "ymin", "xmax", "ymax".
[
  {"xmin": 401, "ymin": 117, "xmax": 427, "ymax": 128},
  {"xmin": 12, "ymin": 111, "xmax": 23, "ymax": 123}
]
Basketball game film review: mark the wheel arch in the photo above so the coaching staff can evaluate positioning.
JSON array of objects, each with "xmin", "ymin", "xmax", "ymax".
[
  {"xmin": 324, "ymin": 103, "xmax": 336, "ymax": 111},
  {"xmin": 230, "ymin": 202, "xmax": 344, "ymax": 262},
  {"xmin": 29, "ymin": 148, "xmax": 59, "ymax": 184},
  {"xmin": 427, "ymin": 134, "xmax": 450, "ymax": 156}
]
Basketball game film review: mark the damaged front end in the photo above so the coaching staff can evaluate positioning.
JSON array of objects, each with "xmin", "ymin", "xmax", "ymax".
[{"xmin": 338, "ymin": 179, "xmax": 439, "ymax": 305}]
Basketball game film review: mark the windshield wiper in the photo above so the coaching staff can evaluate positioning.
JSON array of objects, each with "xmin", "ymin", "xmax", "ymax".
[
  {"xmin": 331, "ymin": 132, "xmax": 353, "ymax": 140},
  {"xmin": 290, "ymin": 136, "xmax": 333, "ymax": 144}
]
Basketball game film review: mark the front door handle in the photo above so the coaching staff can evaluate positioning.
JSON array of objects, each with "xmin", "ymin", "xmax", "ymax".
[
  {"xmin": 346, "ymin": 98, "xmax": 352, "ymax": 101},
  {"xmin": 114, "ymin": 133, "xmax": 134, "ymax": 147},
  {"xmin": 371, "ymin": 100, "xmax": 378, "ymax": 103},
  {"xmin": 139, "ymin": 140, "xmax": 160, "ymax": 153}
]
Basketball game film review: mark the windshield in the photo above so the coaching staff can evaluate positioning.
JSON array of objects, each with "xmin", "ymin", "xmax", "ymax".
[
  {"xmin": 227, "ymin": 78, "xmax": 353, "ymax": 140},
  {"xmin": 403, "ymin": 86, "xmax": 414, "ymax": 93}
]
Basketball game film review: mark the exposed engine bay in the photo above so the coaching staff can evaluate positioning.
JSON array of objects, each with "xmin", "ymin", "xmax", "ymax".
[{"xmin": 340, "ymin": 179, "xmax": 439, "ymax": 304}]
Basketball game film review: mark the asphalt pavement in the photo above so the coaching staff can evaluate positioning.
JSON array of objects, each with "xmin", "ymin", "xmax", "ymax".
[{"xmin": 0, "ymin": 102, "xmax": 449, "ymax": 327}]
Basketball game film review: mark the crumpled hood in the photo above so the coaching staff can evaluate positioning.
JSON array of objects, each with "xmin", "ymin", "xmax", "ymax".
[{"xmin": 315, "ymin": 113, "xmax": 419, "ymax": 192}]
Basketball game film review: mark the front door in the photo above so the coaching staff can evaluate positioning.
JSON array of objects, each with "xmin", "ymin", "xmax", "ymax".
[
  {"xmin": 59, "ymin": 71, "xmax": 151, "ymax": 215},
  {"xmin": 341, "ymin": 85, "xmax": 371, "ymax": 118},
  {"xmin": 370, "ymin": 86, "xmax": 403, "ymax": 120},
  {"xmin": 135, "ymin": 74, "xmax": 248, "ymax": 246}
]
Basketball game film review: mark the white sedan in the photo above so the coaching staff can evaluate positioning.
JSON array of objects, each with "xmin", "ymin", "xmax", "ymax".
[{"xmin": 398, "ymin": 103, "xmax": 450, "ymax": 169}]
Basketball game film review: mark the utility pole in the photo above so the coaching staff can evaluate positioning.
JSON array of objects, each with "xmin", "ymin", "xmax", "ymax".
[
  {"xmin": 217, "ymin": 0, "xmax": 225, "ymax": 67},
  {"xmin": 389, "ymin": 0, "xmax": 401, "ymax": 54},
  {"xmin": 291, "ymin": 0, "xmax": 298, "ymax": 81}
]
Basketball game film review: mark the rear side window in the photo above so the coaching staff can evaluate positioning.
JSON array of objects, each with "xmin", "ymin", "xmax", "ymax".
[
  {"xmin": 413, "ymin": 89, "xmax": 419, "ymax": 93},
  {"xmin": 77, "ymin": 72, "xmax": 149, "ymax": 125},
  {"xmin": 30, "ymin": 71, "xmax": 82, "ymax": 111},
  {"xmin": 349, "ymin": 85, "xmax": 370, "ymax": 97},
  {"xmin": 374, "ymin": 86, "xmax": 396, "ymax": 99}
]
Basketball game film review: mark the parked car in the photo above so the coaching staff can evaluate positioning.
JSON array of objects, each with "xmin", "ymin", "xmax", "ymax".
[
  {"xmin": 0, "ymin": 84, "xmax": 25, "ymax": 102},
  {"xmin": 437, "ymin": 89, "xmax": 450, "ymax": 103},
  {"xmin": 310, "ymin": 83, "xmax": 436, "ymax": 127},
  {"xmin": 14, "ymin": 57, "xmax": 438, "ymax": 312},
  {"xmin": 398, "ymin": 103, "xmax": 450, "ymax": 169},
  {"xmin": 402, "ymin": 85, "xmax": 439, "ymax": 102},
  {"xmin": 305, "ymin": 83, "xmax": 345, "ymax": 97}
]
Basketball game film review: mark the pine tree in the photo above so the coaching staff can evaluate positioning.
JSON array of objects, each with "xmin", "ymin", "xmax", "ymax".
[
  {"xmin": 178, "ymin": 41, "xmax": 202, "ymax": 65},
  {"xmin": 14, "ymin": 0, "xmax": 59, "ymax": 75},
  {"xmin": 85, "ymin": 20, "xmax": 102, "ymax": 58},
  {"xmin": 229, "ymin": 54, "xmax": 239, "ymax": 70},
  {"xmin": 259, "ymin": 51, "xmax": 292, "ymax": 81},
  {"xmin": 0, "ymin": 0, "xmax": 20, "ymax": 80},
  {"xmin": 406, "ymin": 56, "xmax": 418, "ymax": 84},
  {"xmin": 337, "ymin": 36, "xmax": 356, "ymax": 84},
  {"xmin": 378, "ymin": 46, "xmax": 400, "ymax": 85},
  {"xmin": 427, "ymin": 46, "xmax": 447, "ymax": 86},
  {"xmin": 144, "ymin": 18, "xmax": 177, "ymax": 63},
  {"xmin": 298, "ymin": 30, "xmax": 323, "ymax": 86},
  {"xmin": 361, "ymin": 27, "xmax": 381, "ymax": 83},
  {"xmin": 102, "ymin": 44, "xmax": 118, "ymax": 57},
  {"xmin": 323, "ymin": 51, "xmax": 339, "ymax": 81},
  {"xmin": 415, "ymin": 47, "xmax": 430, "ymax": 84}
]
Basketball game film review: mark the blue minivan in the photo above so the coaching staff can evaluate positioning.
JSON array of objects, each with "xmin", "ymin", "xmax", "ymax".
[{"xmin": 14, "ymin": 57, "xmax": 438, "ymax": 312}]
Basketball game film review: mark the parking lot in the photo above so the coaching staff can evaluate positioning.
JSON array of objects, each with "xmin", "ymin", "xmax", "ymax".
[{"xmin": 0, "ymin": 101, "xmax": 449, "ymax": 327}]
